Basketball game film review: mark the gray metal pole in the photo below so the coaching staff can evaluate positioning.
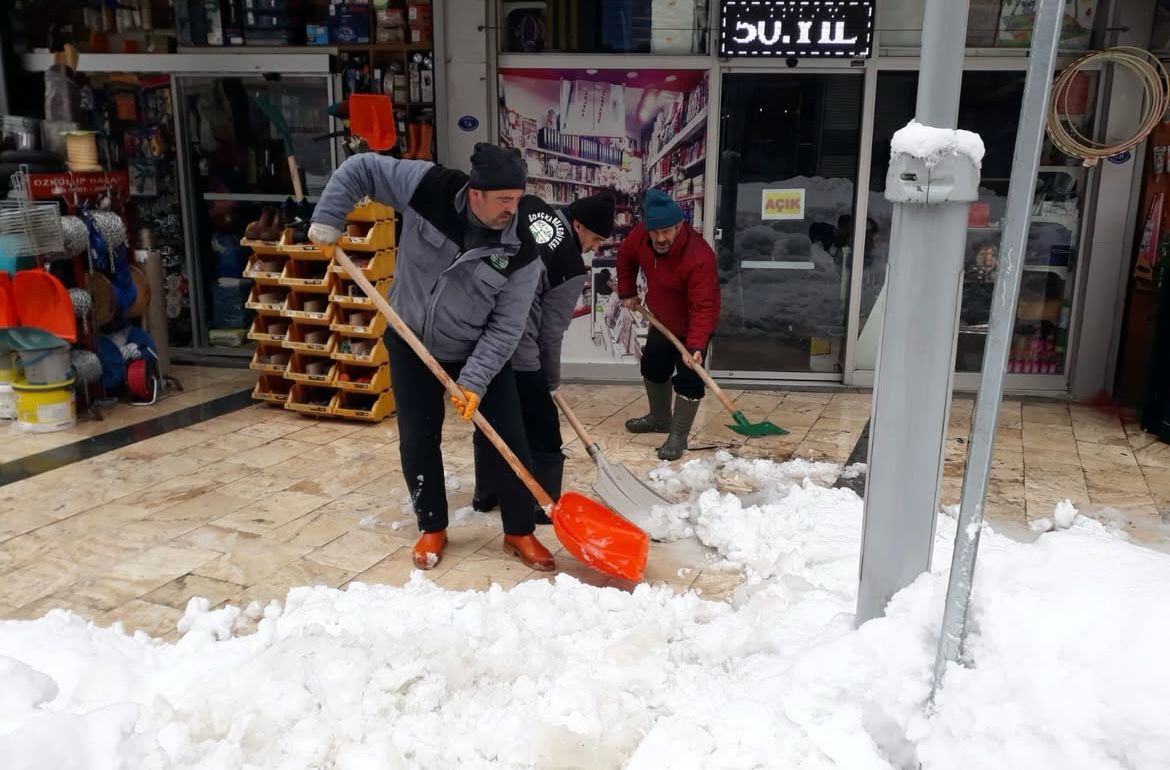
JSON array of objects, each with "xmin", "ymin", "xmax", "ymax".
[
  {"xmin": 932, "ymin": 0, "xmax": 1065, "ymax": 692},
  {"xmin": 855, "ymin": 0, "xmax": 975, "ymax": 626}
]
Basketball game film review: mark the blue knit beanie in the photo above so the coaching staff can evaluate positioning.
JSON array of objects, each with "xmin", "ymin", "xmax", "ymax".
[{"xmin": 642, "ymin": 188, "xmax": 683, "ymax": 230}]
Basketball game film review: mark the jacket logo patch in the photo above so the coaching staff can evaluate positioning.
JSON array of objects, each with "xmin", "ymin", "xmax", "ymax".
[
  {"xmin": 489, "ymin": 253, "xmax": 510, "ymax": 270},
  {"xmin": 528, "ymin": 211, "xmax": 566, "ymax": 249}
]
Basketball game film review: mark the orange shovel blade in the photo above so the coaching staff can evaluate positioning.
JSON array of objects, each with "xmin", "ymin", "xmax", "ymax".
[
  {"xmin": 348, "ymin": 94, "xmax": 397, "ymax": 151},
  {"xmin": 551, "ymin": 491, "xmax": 649, "ymax": 582}
]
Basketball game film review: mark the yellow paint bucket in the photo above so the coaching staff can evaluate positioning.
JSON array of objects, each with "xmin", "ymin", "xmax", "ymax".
[{"xmin": 13, "ymin": 377, "xmax": 76, "ymax": 432}]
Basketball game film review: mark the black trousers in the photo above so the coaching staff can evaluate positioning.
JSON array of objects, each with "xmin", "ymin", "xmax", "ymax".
[
  {"xmin": 641, "ymin": 327, "xmax": 704, "ymax": 400},
  {"xmin": 473, "ymin": 370, "xmax": 564, "ymax": 507},
  {"xmin": 385, "ymin": 331, "xmax": 535, "ymax": 536}
]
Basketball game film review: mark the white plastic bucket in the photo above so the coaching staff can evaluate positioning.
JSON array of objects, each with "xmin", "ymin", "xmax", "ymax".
[{"xmin": 16, "ymin": 348, "xmax": 72, "ymax": 385}]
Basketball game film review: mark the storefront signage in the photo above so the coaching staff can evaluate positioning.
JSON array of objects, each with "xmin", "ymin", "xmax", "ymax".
[
  {"xmin": 26, "ymin": 171, "xmax": 130, "ymax": 201},
  {"xmin": 457, "ymin": 115, "xmax": 480, "ymax": 132},
  {"xmin": 719, "ymin": 0, "xmax": 874, "ymax": 59},
  {"xmin": 761, "ymin": 188, "xmax": 805, "ymax": 220}
]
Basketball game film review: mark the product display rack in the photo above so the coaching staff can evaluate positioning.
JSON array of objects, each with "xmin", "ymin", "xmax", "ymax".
[
  {"xmin": 642, "ymin": 74, "xmax": 709, "ymax": 232},
  {"xmin": 247, "ymin": 199, "xmax": 396, "ymax": 421},
  {"xmin": 958, "ymin": 166, "xmax": 1086, "ymax": 374}
]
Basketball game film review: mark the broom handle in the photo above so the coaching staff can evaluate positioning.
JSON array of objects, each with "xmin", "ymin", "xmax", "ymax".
[
  {"xmin": 333, "ymin": 245, "xmax": 554, "ymax": 510},
  {"xmin": 635, "ymin": 305, "xmax": 740, "ymax": 416},
  {"xmin": 552, "ymin": 390, "xmax": 599, "ymax": 456}
]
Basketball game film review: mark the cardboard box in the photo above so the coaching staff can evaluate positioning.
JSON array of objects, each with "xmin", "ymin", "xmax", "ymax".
[
  {"xmin": 306, "ymin": 24, "xmax": 329, "ymax": 44},
  {"xmin": 376, "ymin": 8, "xmax": 406, "ymax": 27},
  {"xmin": 329, "ymin": 3, "xmax": 371, "ymax": 44},
  {"xmin": 409, "ymin": 23, "xmax": 432, "ymax": 44},
  {"xmin": 407, "ymin": 4, "xmax": 432, "ymax": 22},
  {"xmin": 420, "ymin": 69, "xmax": 433, "ymax": 102}
]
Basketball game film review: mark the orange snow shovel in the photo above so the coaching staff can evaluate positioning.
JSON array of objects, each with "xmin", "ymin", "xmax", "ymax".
[{"xmin": 331, "ymin": 245, "xmax": 649, "ymax": 582}]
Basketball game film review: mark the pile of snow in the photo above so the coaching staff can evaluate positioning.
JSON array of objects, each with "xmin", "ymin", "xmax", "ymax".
[
  {"xmin": 2, "ymin": 456, "xmax": 1169, "ymax": 769},
  {"xmin": 890, "ymin": 120, "xmax": 986, "ymax": 168}
]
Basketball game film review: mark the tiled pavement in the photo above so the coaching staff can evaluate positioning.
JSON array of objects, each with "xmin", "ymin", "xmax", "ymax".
[
  {"xmin": 0, "ymin": 365, "xmax": 257, "ymax": 465},
  {"xmin": 1, "ymin": 379, "xmax": 1169, "ymax": 639}
]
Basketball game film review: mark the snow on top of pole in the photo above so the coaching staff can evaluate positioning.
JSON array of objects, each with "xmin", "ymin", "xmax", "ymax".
[{"xmin": 891, "ymin": 120, "xmax": 986, "ymax": 168}]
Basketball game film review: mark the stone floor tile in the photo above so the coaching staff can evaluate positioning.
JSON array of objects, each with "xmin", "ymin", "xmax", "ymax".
[
  {"xmin": 235, "ymin": 559, "xmax": 355, "ymax": 606},
  {"xmin": 194, "ymin": 539, "xmax": 312, "ymax": 587},
  {"xmin": 144, "ymin": 574, "xmax": 244, "ymax": 610},
  {"xmin": 306, "ymin": 529, "xmax": 405, "ymax": 574},
  {"xmin": 212, "ymin": 490, "xmax": 333, "ymax": 536},
  {"xmin": 100, "ymin": 599, "xmax": 184, "ymax": 638},
  {"xmin": 1077, "ymin": 441, "xmax": 1140, "ymax": 469},
  {"xmin": 348, "ymin": 548, "xmax": 446, "ymax": 588},
  {"xmin": 450, "ymin": 553, "xmax": 535, "ymax": 584}
]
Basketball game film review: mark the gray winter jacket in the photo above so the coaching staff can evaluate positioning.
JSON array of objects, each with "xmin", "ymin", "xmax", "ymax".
[
  {"xmin": 511, "ymin": 209, "xmax": 588, "ymax": 391},
  {"xmin": 314, "ymin": 154, "xmax": 550, "ymax": 396}
]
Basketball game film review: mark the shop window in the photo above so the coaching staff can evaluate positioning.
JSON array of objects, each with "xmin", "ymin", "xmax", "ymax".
[
  {"xmin": 498, "ymin": 67, "xmax": 709, "ymax": 368},
  {"xmin": 877, "ymin": 0, "xmax": 1099, "ymax": 50},
  {"xmin": 501, "ymin": 1, "xmax": 708, "ymax": 54},
  {"xmin": 855, "ymin": 69, "xmax": 1099, "ymax": 376},
  {"xmin": 710, "ymin": 73, "xmax": 864, "ymax": 376}
]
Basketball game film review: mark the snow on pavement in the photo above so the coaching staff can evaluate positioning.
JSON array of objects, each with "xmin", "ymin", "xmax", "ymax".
[{"xmin": 1, "ymin": 454, "xmax": 1168, "ymax": 769}]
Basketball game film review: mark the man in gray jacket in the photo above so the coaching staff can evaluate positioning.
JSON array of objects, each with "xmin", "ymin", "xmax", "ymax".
[
  {"xmin": 471, "ymin": 194, "xmax": 615, "ymax": 524},
  {"xmin": 308, "ymin": 144, "xmax": 559, "ymax": 573}
]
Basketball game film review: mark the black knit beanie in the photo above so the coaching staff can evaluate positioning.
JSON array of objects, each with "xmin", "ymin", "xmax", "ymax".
[
  {"xmin": 568, "ymin": 193, "xmax": 616, "ymax": 238},
  {"xmin": 468, "ymin": 143, "xmax": 527, "ymax": 191}
]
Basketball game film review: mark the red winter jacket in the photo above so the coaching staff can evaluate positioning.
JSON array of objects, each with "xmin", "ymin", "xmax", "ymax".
[{"xmin": 617, "ymin": 222, "xmax": 720, "ymax": 353}]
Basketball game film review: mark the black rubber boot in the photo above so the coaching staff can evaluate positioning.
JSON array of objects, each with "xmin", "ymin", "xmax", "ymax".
[
  {"xmin": 625, "ymin": 379, "xmax": 673, "ymax": 434},
  {"xmin": 472, "ymin": 491, "xmax": 498, "ymax": 513},
  {"xmin": 657, "ymin": 396, "xmax": 701, "ymax": 461},
  {"xmin": 529, "ymin": 449, "xmax": 565, "ymax": 525}
]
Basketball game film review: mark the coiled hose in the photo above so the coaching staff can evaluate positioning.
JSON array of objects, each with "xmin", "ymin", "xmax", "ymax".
[{"xmin": 1047, "ymin": 47, "xmax": 1170, "ymax": 166}]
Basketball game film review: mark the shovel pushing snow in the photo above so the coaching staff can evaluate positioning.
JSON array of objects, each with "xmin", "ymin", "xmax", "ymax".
[{"xmin": 552, "ymin": 391, "xmax": 671, "ymax": 538}]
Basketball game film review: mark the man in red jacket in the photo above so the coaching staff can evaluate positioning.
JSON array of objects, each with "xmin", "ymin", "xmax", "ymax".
[{"xmin": 618, "ymin": 189, "xmax": 720, "ymax": 460}]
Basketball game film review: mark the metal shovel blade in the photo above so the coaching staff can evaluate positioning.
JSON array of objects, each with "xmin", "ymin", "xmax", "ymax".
[
  {"xmin": 591, "ymin": 451, "xmax": 672, "ymax": 536},
  {"xmin": 727, "ymin": 410, "xmax": 788, "ymax": 437}
]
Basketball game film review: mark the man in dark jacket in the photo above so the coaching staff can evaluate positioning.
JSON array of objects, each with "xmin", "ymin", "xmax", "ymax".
[
  {"xmin": 471, "ymin": 193, "xmax": 616, "ymax": 523},
  {"xmin": 618, "ymin": 189, "xmax": 720, "ymax": 460},
  {"xmin": 308, "ymin": 144, "xmax": 557, "ymax": 573}
]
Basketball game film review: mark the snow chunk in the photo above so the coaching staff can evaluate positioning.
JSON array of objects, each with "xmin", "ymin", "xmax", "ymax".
[
  {"xmin": 1053, "ymin": 499, "xmax": 1078, "ymax": 530},
  {"xmin": 891, "ymin": 120, "xmax": 985, "ymax": 168},
  {"xmin": 0, "ymin": 656, "xmax": 59, "ymax": 717}
]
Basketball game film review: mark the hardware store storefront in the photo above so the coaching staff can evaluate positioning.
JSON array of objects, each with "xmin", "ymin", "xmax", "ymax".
[{"xmin": 479, "ymin": 0, "xmax": 1161, "ymax": 399}]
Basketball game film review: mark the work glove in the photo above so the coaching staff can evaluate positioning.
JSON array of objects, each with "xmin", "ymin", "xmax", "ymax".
[
  {"xmin": 308, "ymin": 222, "xmax": 342, "ymax": 247},
  {"xmin": 450, "ymin": 386, "xmax": 481, "ymax": 421}
]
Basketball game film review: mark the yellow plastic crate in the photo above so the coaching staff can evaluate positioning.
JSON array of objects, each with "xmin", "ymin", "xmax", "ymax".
[
  {"xmin": 334, "ymin": 363, "xmax": 390, "ymax": 393},
  {"xmin": 332, "ymin": 389, "xmax": 395, "ymax": 421},
  {"xmin": 244, "ymin": 253, "xmax": 287, "ymax": 285},
  {"xmin": 347, "ymin": 199, "xmax": 396, "ymax": 222},
  {"xmin": 281, "ymin": 292, "xmax": 334, "ymax": 324},
  {"xmin": 279, "ymin": 260, "xmax": 335, "ymax": 293},
  {"xmin": 339, "ymin": 220, "xmax": 395, "ymax": 251},
  {"xmin": 286, "ymin": 383, "xmax": 338, "ymax": 417},
  {"xmin": 252, "ymin": 374, "xmax": 292, "ymax": 404},
  {"xmin": 248, "ymin": 316, "xmax": 290, "ymax": 344},
  {"xmin": 283, "ymin": 324, "xmax": 336, "ymax": 355},
  {"xmin": 329, "ymin": 248, "xmax": 395, "ymax": 281},
  {"xmin": 329, "ymin": 308, "xmax": 387, "ymax": 339},
  {"xmin": 330, "ymin": 277, "xmax": 392, "ymax": 310},
  {"xmin": 284, "ymin": 351, "xmax": 338, "ymax": 385},
  {"xmin": 250, "ymin": 344, "xmax": 290, "ymax": 375},
  {"xmin": 331, "ymin": 337, "xmax": 389, "ymax": 366},
  {"xmin": 245, "ymin": 284, "xmax": 289, "ymax": 314}
]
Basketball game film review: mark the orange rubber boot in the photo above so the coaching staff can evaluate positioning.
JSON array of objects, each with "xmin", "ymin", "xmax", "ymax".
[
  {"xmin": 413, "ymin": 530, "xmax": 448, "ymax": 569},
  {"xmin": 503, "ymin": 534, "xmax": 555, "ymax": 572}
]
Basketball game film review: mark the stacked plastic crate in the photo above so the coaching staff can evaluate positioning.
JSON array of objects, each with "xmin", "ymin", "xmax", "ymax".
[{"xmin": 244, "ymin": 199, "xmax": 397, "ymax": 422}]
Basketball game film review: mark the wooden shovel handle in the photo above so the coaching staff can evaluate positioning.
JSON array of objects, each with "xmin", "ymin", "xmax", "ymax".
[
  {"xmin": 333, "ymin": 245, "xmax": 555, "ymax": 510},
  {"xmin": 287, "ymin": 156, "xmax": 305, "ymax": 203},
  {"xmin": 635, "ymin": 305, "xmax": 739, "ymax": 416},
  {"xmin": 552, "ymin": 390, "xmax": 598, "ymax": 454}
]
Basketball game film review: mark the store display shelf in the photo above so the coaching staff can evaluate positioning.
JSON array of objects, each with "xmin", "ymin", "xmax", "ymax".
[
  {"xmin": 205, "ymin": 192, "xmax": 320, "ymax": 203},
  {"xmin": 646, "ymin": 106, "xmax": 708, "ymax": 170},
  {"xmin": 527, "ymin": 147, "xmax": 614, "ymax": 168},
  {"xmin": 674, "ymin": 193, "xmax": 705, "ymax": 203},
  {"xmin": 1023, "ymin": 265, "xmax": 1070, "ymax": 279},
  {"xmin": 527, "ymin": 173, "xmax": 609, "ymax": 189}
]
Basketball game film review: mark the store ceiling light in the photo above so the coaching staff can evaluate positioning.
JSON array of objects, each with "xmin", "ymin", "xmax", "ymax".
[
  {"xmin": 586, "ymin": 69, "xmax": 598, "ymax": 74},
  {"xmin": 665, "ymin": 75, "xmax": 677, "ymax": 82},
  {"xmin": 627, "ymin": 71, "xmax": 638, "ymax": 78}
]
